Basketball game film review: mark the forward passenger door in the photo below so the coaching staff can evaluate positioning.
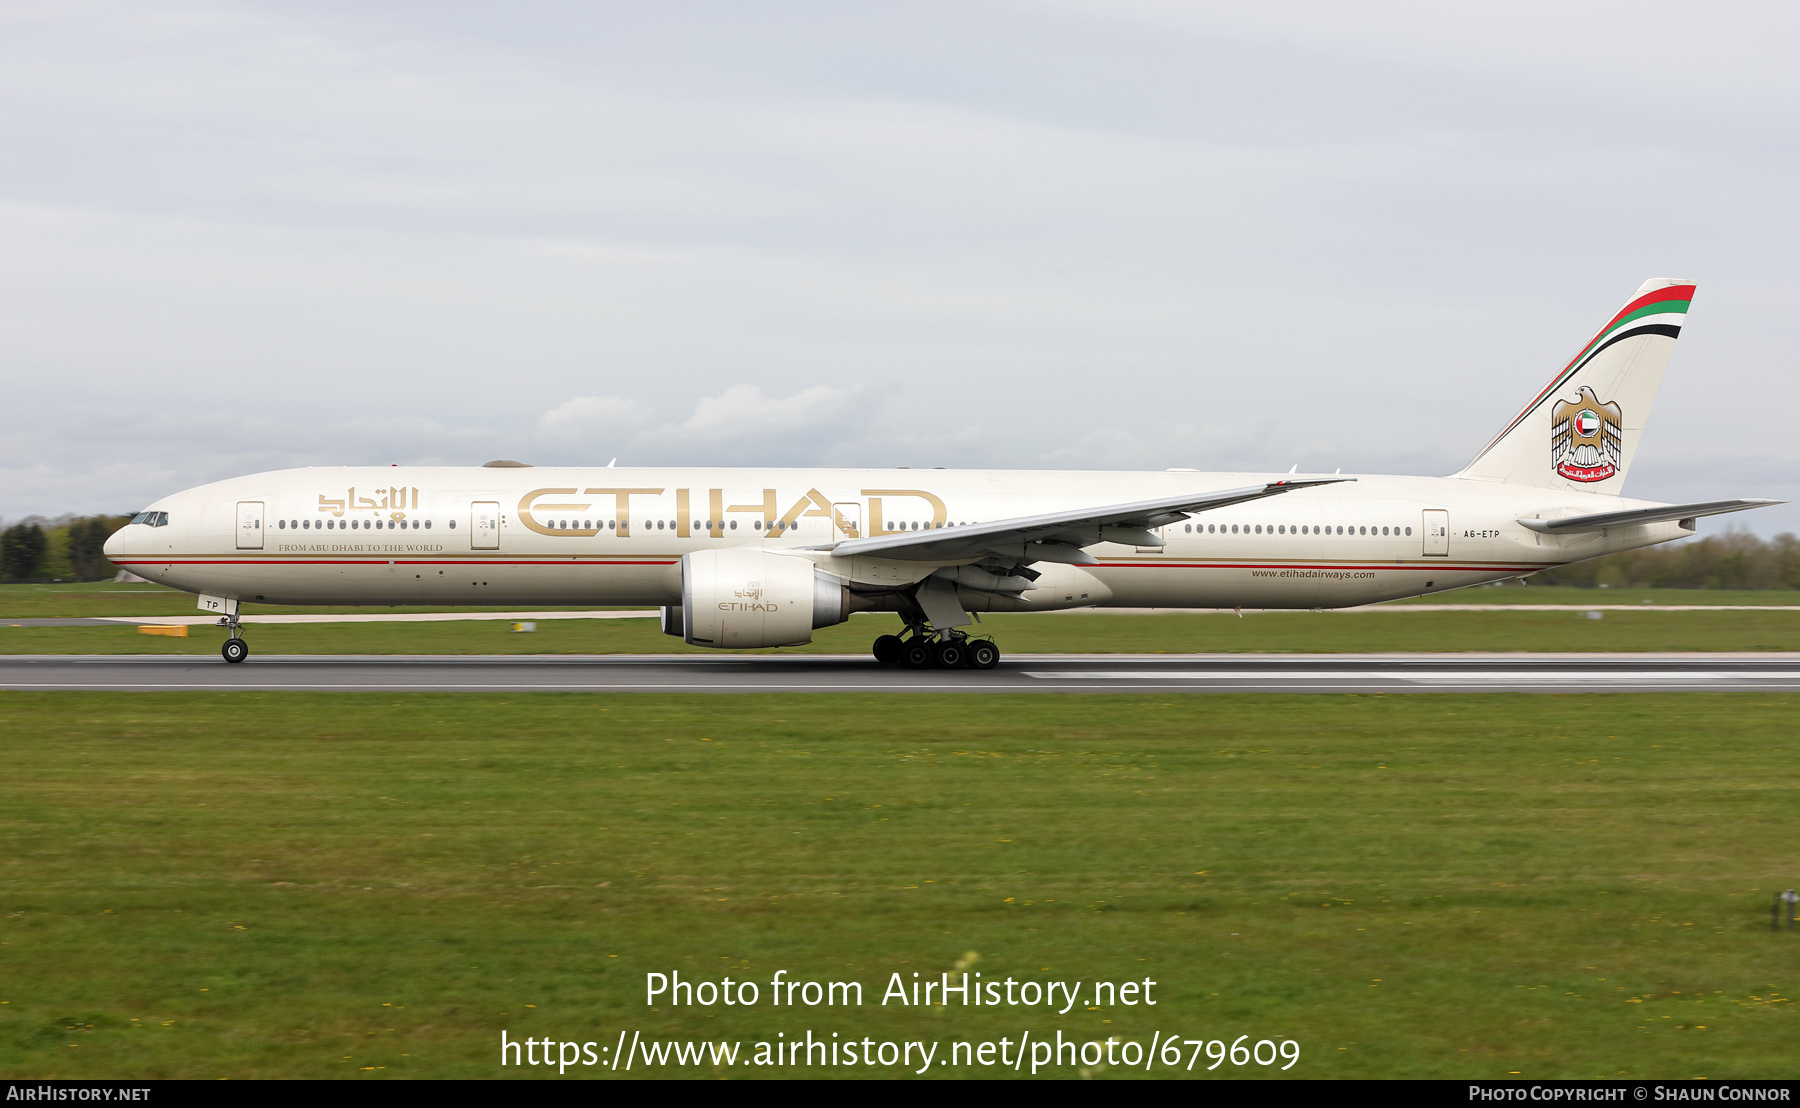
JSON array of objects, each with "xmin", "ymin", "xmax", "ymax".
[{"xmin": 235, "ymin": 502, "xmax": 264, "ymax": 550}]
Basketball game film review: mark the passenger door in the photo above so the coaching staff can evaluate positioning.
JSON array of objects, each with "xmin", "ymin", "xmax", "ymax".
[
  {"xmin": 832, "ymin": 501, "xmax": 863, "ymax": 539},
  {"xmin": 472, "ymin": 502, "xmax": 501, "ymax": 550},
  {"xmin": 235, "ymin": 501, "xmax": 264, "ymax": 550},
  {"xmin": 1422, "ymin": 509, "xmax": 1449, "ymax": 556}
]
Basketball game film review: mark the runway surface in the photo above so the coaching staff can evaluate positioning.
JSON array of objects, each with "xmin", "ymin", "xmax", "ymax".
[{"xmin": 6, "ymin": 653, "xmax": 1800, "ymax": 693}]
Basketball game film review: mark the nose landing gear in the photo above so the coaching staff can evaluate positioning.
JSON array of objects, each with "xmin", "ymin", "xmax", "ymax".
[
  {"xmin": 218, "ymin": 615, "xmax": 249, "ymax": 663},
  {"xmin": 872, "ymin": 626, "xmax": 999, "ymax": 670}
]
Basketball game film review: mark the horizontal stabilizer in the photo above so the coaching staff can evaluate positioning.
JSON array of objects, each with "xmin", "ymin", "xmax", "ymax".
[
  {"xmin": 1517, "ymin": 498, "xmax": 1782, "ymax": 534},
  {"xmin": 817, "ymin": 477, "xmax": 1352, "ymax": 563}
]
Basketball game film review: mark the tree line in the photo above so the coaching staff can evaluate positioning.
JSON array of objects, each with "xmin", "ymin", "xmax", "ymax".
[
  {"xmin": 1, "ymin": 515, "xmax": 131, "ymax": 581},
  {"xmin": 1525, "ymin": 531, "xmax": 1800, "ymax": 589}
]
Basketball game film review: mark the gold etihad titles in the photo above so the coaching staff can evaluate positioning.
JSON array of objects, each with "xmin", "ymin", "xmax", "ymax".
[
  {"xmin": 513, "ymin": 488, "xmax": 949, "ymax": 539},
  {"xmin": 317, "ymin": 487, "xmax": 419, "ymax": 517}
]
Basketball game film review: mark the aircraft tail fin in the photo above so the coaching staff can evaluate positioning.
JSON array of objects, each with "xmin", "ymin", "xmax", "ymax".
[{"xmin": 1455, "ymin": 278, "xmax": 1695, "ymax": 491}]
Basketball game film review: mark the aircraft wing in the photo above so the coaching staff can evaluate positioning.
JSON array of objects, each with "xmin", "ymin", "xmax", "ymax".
[
  {"xmin": 1517, "ymin": 498, "xmax": 1783, "ymax": 534},
  {"xmin": 818, "ymin": 477, "xmax": 1352, "ymax": 564}
]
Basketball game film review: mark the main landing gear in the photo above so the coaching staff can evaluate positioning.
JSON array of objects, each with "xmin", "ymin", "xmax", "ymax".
[
  {"xmin": 873, "ymin": 628, "xmax": 999, "ymax": 670},
  {"xmin": 218, "ymin": 615, "xmax": 249, "ymax": 664}
]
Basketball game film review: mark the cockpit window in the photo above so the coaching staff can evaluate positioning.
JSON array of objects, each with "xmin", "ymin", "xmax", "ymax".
[
  {"xmin": 130, "ymin": 511, "xmax": 153, "ymax": 525},
  {"xmin": 132, "ymin": 511, "xmax": 170, "ymax": 527}
]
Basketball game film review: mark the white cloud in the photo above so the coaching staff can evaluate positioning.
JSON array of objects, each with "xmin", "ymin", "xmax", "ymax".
[
  {"xmin": 678, "ymin": 384, "xmax": 852, "ymax": 441},
  {"xmin": 537, "ymin": 395, "xmax": 651, "ymax": 437}
]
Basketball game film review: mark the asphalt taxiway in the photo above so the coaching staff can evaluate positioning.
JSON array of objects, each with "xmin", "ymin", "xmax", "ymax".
[{"xmin": 4, "ymin": 653, "xmax": 1800, "ymax": 693}]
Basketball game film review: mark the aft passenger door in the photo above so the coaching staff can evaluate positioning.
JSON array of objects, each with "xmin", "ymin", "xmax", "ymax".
[
  {"xmin": 472, "ymin": 502, "xmax": 501, "ymax": 550},
  {"xmin": 235, "ymin": 501, "xmax": 264, "ymax": 550},
  {"xmin": 1422, "ymin": 509, "xmax": 1449, "ymax": 556}
]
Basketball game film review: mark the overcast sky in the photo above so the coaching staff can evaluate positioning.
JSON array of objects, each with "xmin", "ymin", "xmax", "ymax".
[{"xmin": 3, "ymin": 1, "xmax": 1798, "ymax": 534}]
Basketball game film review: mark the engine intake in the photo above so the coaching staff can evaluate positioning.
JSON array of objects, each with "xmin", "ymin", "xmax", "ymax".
[{"xmin": 668, "ymin": 549, "xmax": 849, "ymax": 648}]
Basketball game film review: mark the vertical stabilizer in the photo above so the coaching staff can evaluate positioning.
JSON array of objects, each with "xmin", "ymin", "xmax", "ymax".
[{"xmin": 1455, "ymin": 279, "xmax": 1695, "ymax": 491}]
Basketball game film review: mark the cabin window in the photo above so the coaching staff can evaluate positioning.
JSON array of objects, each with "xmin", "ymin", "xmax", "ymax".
[
  {"xmin": 693, "ymin": 520, "xmax": 700, "ymax": 531},
  {"xmin": 424, "ymin": 520, "xmax": 431, "ymax": 529},
  {"xmin": 1405, "ymin": 527, "xmax": 1412, "ymax": 535},
  {"xmin": 449, "ymin": 519, "xmax": 456, "ymax": 529},
  {"xmin": 729, "ymin": 520, "xmax": 737, "ymax": 530},
  {"xmin": 754, "ymin": 521, "xmax": 762, "ymax": 531},
  {"xmin": 277, "ymin": 519, "xmax": 285, "ymax": 529}
]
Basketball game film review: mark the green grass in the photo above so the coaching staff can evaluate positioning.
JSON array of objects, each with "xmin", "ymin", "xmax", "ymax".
[
  {"xmin": 7, "ymin": 608, "xmax": 1800, "ymax": 656},
  {"xmin": 0, "ymin": 692, "xmax": 1795, "ymax": 1079},
  {"xmin": 1395, "ymin": 586, "xmax": 1800, "ymax": 606}
]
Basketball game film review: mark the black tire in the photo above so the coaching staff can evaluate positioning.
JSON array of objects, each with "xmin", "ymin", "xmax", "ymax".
[
  {"xmin": 900, "ymin": 641, "xmax": 933, "ymax": 669},
  {"xmin": 221, "ymin": 638, "xmax": 249, "ymax": 664},
  {"xmin": 932, "ymin": 640, "xmax": 965, "ymax": 668},
  {"xmin": 965, "ymin": 640, "xmax": 1000, "ymax": 670},
  {"xmin": 873, "ymin": 634, "xmax": 904, "ymax": 664}
]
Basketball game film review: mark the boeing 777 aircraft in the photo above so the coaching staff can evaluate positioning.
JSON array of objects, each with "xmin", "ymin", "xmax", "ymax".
[{"xmin": 106, "ymin": 279, "xmax": 1779, "ymax": 666}]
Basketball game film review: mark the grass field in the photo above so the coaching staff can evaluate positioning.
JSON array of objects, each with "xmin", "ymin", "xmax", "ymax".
[
  {"xmin": 8, "ymin": 608, "xmax": 1800, "ymax": 656},
  {"xmin": 1, "ymin": 691, "xmax": 1795, "ymax": 1079}
]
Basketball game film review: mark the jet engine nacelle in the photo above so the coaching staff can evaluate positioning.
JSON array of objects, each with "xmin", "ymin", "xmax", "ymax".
[{"xmin": 668, "ymin": 548, "xmax": 849, "ymax": 648}]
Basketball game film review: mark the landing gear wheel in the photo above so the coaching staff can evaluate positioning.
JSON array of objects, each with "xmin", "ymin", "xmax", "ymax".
[
  {"xmin": 964, "ymin": 639, "xmax": 1000, "ymax": 670},
  {"xmin": 221, "ymin": 638, "xmax": 249, "ymax": 664},
  {"xmin": 931, "ymin": 639, "xmax": 966, "ymax": 668},
  {"xmin": 900, "ymin": 640, "xmax": 933, "ymax": 669},
  {"xmin": 873, "ymin": 634, "xmax": 904, "ymax": 664}
]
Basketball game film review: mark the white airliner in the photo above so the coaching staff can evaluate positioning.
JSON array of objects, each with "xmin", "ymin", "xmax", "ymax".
[{"xmin": 106, "ymin": 279, "xmax": 1778, "ymax": 666}]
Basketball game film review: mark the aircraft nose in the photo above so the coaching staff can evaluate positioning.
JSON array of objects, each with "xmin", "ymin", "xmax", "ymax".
[{"xmin": 103, "ymin": 526, "xmax": 126, "ymax": 560}]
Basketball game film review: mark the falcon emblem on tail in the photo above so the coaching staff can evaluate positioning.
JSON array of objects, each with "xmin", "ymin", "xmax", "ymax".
[{"xmin": 1551, "ymin": 386, "xmax": 1623, "ymax": 483}]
